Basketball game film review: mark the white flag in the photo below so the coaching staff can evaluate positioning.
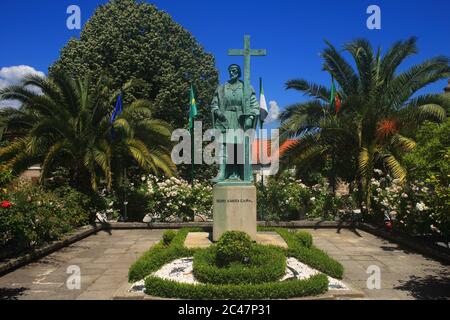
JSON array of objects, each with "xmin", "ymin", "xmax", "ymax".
[{"xmin": 260, "ymin": 84, "xmax": 268, "ymax": 122}]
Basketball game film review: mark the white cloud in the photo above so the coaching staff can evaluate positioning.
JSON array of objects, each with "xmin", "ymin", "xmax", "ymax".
[
  {"xmin": 0, "ymin": 65, "xmax": 45, "ymax": 108},
  {"xmin": 266, "ymin": 100, "xmax": 280, "ymax": 123}
]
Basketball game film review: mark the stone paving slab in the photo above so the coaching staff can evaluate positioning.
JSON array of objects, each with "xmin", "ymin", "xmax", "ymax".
[
  {"xmin": 302, "ymin": 228, "xmax": 450, "ymax": 300},
  {"xmin": 0, "ymin": 229, "xmax": 164, "ymax": 300},
  {"xmin": 184, "ymin": 232, "xmax": 212, "ymax": 249}
]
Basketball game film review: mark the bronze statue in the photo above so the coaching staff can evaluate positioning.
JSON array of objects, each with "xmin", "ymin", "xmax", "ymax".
[{"xmin": 211, "ymin": 64, "xmax": 259, "ymax": 182}]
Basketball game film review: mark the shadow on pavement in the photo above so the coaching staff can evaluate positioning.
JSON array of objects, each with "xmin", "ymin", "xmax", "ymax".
[
  {"xmin": 394, "ymin": 269, "xmax": 450, "ymax": 300},
  {"xmin": 0, "ymin": 287, "xmax": 28, "ymax": 300}
]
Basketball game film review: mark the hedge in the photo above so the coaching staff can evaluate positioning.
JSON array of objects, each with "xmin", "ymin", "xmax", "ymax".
[
  {"xmin": 128, "ymin": 228, "xmax": 202, "ymax": 282},
  {"xmin": 193, "ymin": 244, "xmax": 286, "ymax": 285},
  {"xmin": 259, "ymin": 227, "xmax": 344, "ymax": 279},
  {"xmin": 130, "ymin": 227, "xmax": 343, "ymax": 299},
  {"xmin": 144, "ymin": 273, "xmax": 328, "ymax": 300}
]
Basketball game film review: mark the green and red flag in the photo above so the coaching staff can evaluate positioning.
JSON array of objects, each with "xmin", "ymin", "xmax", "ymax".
[
  {"xmin": 330, "ymin": 76, "xmax": 342, "ymax": 113},
  {"xmin": 189, "ymin": 84, "xmax": 198, "ymax": 130}
]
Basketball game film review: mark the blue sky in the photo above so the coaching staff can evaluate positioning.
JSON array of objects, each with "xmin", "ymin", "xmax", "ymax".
[{"xmin": 1, "ymin": 0, "xmax": 449, "ymax": 128}]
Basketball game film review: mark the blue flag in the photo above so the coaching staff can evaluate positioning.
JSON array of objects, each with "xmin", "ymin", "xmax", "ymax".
[{"xmin": 111, "ymin": 93, "xmax": 123, "ymax": 139}]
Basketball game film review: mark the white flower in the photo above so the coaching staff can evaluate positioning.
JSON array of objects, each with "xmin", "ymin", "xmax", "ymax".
[
  {"xmin": 416, "ymin": 202, "xmax": 428, "ymax": 212},
  {"xmin": 374, "ymin": 169, "xmax": 383, "ymax": 175},
  {"xmin": 402, "ymin": 193, "xmax": 408, "ymax": 198},
  {"xmin": 353, "ymin": 209, "xmax": 361, "ymax": 214},
  {"xmin": 141, "ymin": 176, "xmax": 146, "ymax": 181},
  {"xmin": 310, "ymin": 197, "xmax": 316, "ymax": 202},
  {"xmin": 376, "ymin": 188, "xmax": 382, "ymax": 193}
]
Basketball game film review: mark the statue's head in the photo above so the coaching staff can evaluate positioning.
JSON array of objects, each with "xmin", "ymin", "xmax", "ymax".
[{"xmin": 228, "ymin": 64, "xmax": 241, "ymax": 81}]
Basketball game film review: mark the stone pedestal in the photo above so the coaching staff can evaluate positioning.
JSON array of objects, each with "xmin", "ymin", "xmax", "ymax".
[{"xmin": 213, "ymin": 184, "xmax": 257, "ymax": 241}]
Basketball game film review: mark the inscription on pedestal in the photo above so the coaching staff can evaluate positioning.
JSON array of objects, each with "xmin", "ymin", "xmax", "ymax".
[{"xmin": 213, "ymin": 185, "xmax": 257, "ymax": 241}]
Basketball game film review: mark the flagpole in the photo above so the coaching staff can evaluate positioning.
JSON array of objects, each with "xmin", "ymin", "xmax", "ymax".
[
  {"xmin": 190, "ymin": 84, "xmax": 195, "ymax": 187},
  {"xmin": 259, "ymin": 77, "xmax": 264, "ymax": 221}
]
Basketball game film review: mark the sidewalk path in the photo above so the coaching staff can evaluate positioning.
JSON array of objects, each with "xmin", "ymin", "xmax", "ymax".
[
  {"xmin": 305, "ymin": 228, "xmax": 449, "ymax": 300},
  {"xmin": 0, "ymin": 228, "xmax": 448, "ymax": 300}
]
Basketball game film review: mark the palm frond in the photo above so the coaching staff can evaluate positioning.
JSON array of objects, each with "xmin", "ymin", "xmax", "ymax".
[{"xmin": 285, "ymin": 79, "xmax": 331, "ymax": 102}]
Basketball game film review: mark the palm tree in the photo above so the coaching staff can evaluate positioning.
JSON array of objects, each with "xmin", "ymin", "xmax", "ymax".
[
  {"xmin": 281, "ymin": 37, "xmax": 450, "ymax": 211},
  {"xmin": 0, "ymin": 73, "xmax": 175, "ymax": 194}
]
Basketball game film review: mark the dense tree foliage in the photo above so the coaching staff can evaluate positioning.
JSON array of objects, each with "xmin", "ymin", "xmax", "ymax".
[{"xmin": 50, "ymin": 0, "xmax": 218, "ymax": 129}]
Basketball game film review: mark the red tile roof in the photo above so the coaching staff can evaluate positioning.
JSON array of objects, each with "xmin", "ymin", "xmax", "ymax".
[{"xmin": 252, "ymin": 139, "xmax": 298, "ymax": 163}]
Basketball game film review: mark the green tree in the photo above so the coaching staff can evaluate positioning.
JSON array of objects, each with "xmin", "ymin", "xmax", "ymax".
[
  {"xmin": 281, "ymin": 38, "xmax": 450, "ymax": 211},
  {"xmin": 49, "ymin": 0, "xmax": 218, "ymax": 129},
  {"xmin": 0, "ymin": 73, "xmax": 175, "ymax": 194}
]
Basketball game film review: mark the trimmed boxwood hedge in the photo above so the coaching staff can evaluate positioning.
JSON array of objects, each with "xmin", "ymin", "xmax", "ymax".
[
  {"xmin": 128, "ymin": 228, "xmax": 202, "ymax": 282},
  {"xmin": 130, "ymin": 227, "xmax": 344, "ymax": 299},
  {"xmin": 193, "ymin": 244, "xmax": 286, "ymax": 285},
  {"xmin": 144, "ymin": 273, "xmax": 328, "ymax": 300},
  {"xmin": 260, "ymin": 227, "xmax": 344, "ymax": 279}
]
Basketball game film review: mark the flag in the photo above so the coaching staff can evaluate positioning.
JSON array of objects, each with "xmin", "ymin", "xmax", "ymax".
[
  {"xmin": 330, "ymin": 76, "xmax": 342, "ymax": 113},
  {"xmin": 111, "ymin": 92, "xmax": 123, "ymax": 124},
  {"xmin": 189, "ymin": 84, "xmax": 198, "ymax": 130},
  {"xmin": 259, "ymin": 78, "xmax": 268, "ymax": 122},
  {"xmin": 111, "ymin": 92, "xmax": 123, "ymax": 139}
]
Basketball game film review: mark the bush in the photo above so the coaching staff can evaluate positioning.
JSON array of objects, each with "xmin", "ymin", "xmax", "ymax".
[
  {"xmin": 0, "ymin": 182, "xmax": 89, "ymax": 255},
  {"xmin": 193, "ymin": 245, "xmax": 286, "ymax": 285},
  {"xmin": 144, "ymin": 273, "xmax": 328, "ymax": 300},
  {"xmin": 216, "ymin": 231, "xmax": 252, "ymax": 266},
  {"xmin": 128, "ymin": 228, "xmax": 202, "ymax": 282},
  {"xmin": 145, "ymin": 175, "xmax": 212, "ymax": 222},
  {"xmin": 162, "ymin": 230, "xmax": 177, "ymax": 246},
  {"xmin": 258, "ymin": 172, "xmax": 311, "ymax": 221},
  {"xmin": 260, "ymin": 227, "xmax": 344, "ymax": 279},
  {"xmin": 402, "ymin": 119, "xmax": 450, "ymax": 239},
  {"xmin": 124, "ymin": 188, "xmax": 149, "ymax": 222}
]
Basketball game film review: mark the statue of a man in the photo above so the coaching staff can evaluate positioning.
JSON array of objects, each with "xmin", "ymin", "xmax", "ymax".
[{"xmin": 211, "ymin": 64, "xmax": 260, "ymax": 182}]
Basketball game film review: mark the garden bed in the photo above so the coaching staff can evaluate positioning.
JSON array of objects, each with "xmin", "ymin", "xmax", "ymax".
[{"xmin": 128, "ymin": 228, "xmax": 345, "ymax": 300}]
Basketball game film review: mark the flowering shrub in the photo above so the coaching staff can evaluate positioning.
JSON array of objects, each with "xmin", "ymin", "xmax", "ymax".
[
  {"xmin": 144, "ymin": 175, "xmax": 212, "ymax": 222},
  {"xmin": 0, "ymin": 182, "xmax": 89, "ymax": 256},
  {"xmin": 258, "ymin": 173, "xmax": 311, "ymax": 221},
  {"xmin": 368, "ymin": 169, "xmax": 449, "ymax": 239},
  {"xmin": 307, "ymin": 182, "xmax": 356, "ymax": 221},
  {"xmin": 258, "ymin": 173, "xmax": 356, "ymax": 221}
]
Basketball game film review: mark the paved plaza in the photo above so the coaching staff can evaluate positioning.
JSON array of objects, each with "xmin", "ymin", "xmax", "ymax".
[{"xmin": 0, "ymin": 228, "xmax": 448, "ymax": 300}]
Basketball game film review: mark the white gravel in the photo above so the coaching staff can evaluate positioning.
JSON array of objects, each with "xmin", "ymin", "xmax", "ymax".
[{"xmin": 130, "ymin": 257, "xmax": 349, "ymax": 292}]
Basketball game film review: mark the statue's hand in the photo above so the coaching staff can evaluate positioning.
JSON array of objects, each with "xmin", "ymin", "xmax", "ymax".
[
  {"xmin": 245, "ymin": 116, "xmax": 254, "ymax": 129},
  {"xmin": 215, "ymin": 110, "xmax": 227, "ymax": 122}
]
